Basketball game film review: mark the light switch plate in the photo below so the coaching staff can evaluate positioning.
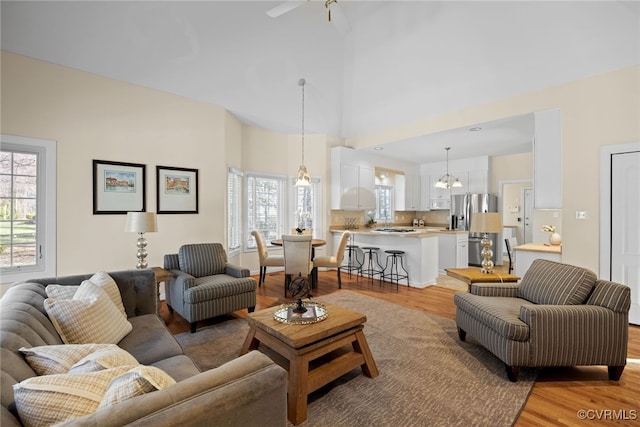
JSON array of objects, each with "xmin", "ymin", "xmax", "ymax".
[{"xmin": 576, "ymin": 211, "xmax": 587, "ymax": 220}]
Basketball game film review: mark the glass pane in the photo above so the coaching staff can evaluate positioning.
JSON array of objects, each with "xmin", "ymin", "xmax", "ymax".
[
  {"xmin": 0, "ymin": 151, "xmax": 11, "ymax": 175},
  {"xmin": 13, "ymin": 175, "xmax": 37, "ymax": 198},
  {"xmin": 13, "ymin": 153, "xmax": 38, "ymax": 176},
  {"xmin": 0, "ymin": 176, "xmax": 10, "ymax": 197},
  {"xmin": 12, "ymin": 220, "xmax": 36, "ymax": 243},
  {"xmin": 0, "ymin": 220, "xmax": 11, "ymax": 246},
  {"xmin": 14, "ymin": 198, "xmax": 37, "ymax": 221},
  {"xmin": 10, "ymin": 243, "xmax": 37, "ymax": 266}
]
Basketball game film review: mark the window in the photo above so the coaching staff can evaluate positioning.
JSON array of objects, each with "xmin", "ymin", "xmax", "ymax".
[
  {"xmin": 291, "ymin": 178, "xmax": 322, "ymax": 238},
  {"xmin": 227, "ymin": 167, "xmax": 242, "ymax": 255},
  {"xmin": 375, "ymin": 185, "xmax": 393, "ymax": 221},
  {"xmin": 246, "ymin": 173, "xmax": 286, "ymax": 250},
  {"xmin": 1, "ymin": 135, "xmax": 56, "ymax": 282}
]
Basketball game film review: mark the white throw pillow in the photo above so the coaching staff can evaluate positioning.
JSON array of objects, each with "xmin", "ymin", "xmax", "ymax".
[
  {"xmin": 45, "ymin": 271, "xmax": 126, "ymax": 318},
  {"xmin": 99, "ymin": 365, "xmax": 176, "ymax": 409},
  {"xmin": 20, "ymin": 344, "xmax": 139, "ymax": 376},
  {"xmin": 13, "ymin": 366, "xmax": 132, "ymax": 427},
  {"xmin": 44, "ymin": 281, "xmax": 132, "ymax": 344}
]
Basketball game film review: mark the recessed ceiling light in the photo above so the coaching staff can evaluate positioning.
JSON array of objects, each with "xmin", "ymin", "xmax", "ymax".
[
  {"xmin": 374, "ymin": 147, "xmax": 383, "ymax": 150},
  {"xmin": 469, "ymin": 127, "xmax": 482, "ymax": 132}
]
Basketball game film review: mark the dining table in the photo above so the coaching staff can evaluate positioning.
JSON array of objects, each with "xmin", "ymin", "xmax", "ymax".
[{"xmin": 270, "ymin": 238, "xmax": 326, "ymax": 289}]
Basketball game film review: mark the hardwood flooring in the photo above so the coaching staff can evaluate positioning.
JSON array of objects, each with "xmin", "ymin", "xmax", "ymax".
[{"xmin": 161, "ymin": 270, "xmax": 640, "ymax": 426}]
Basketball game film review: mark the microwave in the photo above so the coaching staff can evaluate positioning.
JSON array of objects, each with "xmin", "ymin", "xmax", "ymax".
[{"xmin": 430, "ymin": 199, "xmax": 450, "ymax": 210}]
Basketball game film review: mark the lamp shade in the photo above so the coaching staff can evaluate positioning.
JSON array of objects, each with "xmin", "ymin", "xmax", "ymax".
[
  {"xmin": 125, "ymin": 212, "xmax": 158, "ymax": 233},
  {"xmin": 470, "ymin": 212, "xmax": 502, "ymax": 233}
]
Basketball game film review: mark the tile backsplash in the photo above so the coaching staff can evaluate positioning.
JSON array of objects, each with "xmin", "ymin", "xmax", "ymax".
[{"xmin": 330, "ymin": 209, "xmax": 451, "ymax": 228}]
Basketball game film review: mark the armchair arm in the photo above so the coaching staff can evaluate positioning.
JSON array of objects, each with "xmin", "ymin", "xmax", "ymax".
[
  {"xmin": 63, "ymin": 351, "xmax": 288, "ymax": 427},
  {"xmin": 520, "ymin": 304, "xmax": 628, "ymax": 366},
  {"xmin": 171, "ymin": 271, "xmax": 197, "ymax": 291},
  {"xmin": 470, "ymin": 282, "xmax": 519, "ymax": 297},
  {"xmin": 225, "ymin": 263, "xmax": 250, "ymax": 278}
]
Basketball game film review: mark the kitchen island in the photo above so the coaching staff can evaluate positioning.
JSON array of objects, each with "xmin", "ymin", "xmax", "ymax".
[{"xmin": 330, "ymin": 228, "xmax": 451, "ymax": 288}]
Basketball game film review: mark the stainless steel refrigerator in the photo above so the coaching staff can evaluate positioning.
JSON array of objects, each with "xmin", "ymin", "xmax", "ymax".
[{"xmin": 450, "ymin": 193, "xmax": 499, "ymax": 266}]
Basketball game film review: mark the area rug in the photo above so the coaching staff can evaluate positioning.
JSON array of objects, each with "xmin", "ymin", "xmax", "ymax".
[{"xmin": 175, "ymin": 290, "xmax": 536, "ymax": 426}]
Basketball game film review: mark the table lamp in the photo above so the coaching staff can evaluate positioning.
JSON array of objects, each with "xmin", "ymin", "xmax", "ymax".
[
  {"xmin": 470, "ymin": 212, "xmax": 503, "ymax": 274},
  {"xmin": 125, "ymin": 212, "xmax": 158, "ymax": 269}
]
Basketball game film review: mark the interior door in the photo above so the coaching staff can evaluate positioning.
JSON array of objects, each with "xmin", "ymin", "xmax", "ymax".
[
  {"xmin": 522, "ymin": 188, "xmax": 533, "ymax": 244},
  {"xmin": 611, "ymin": 151, "xmax": 640, "ymax": 325}
]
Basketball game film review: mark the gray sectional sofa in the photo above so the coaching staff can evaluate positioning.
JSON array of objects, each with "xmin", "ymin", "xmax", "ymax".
[{"xmin": 1, "ymin": 269, "xmax": 287, "ymax": 426}]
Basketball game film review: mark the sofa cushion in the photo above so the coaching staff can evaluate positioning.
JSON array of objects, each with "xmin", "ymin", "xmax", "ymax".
[
  {"xmin": 185, "ymin": 275, "xmax": 256, "ymax": 303},
  {"xmin": 44, "ymin": 281, "xmax": 132, "ymax": 344},
  {"xmin": 98, "ymin": 365, "xmax": 176, "ymax": 409},
  {"xmin": 517, "ymin": 259, "xmax": 596, "ymax": 305},
  {"xmin": 117, "ymin": 315, "xmax": 183, "ymax": 366},
  {"xmin": 454, "ymin": 293, "xmax": 530, "ymax": 341},
  {"xmin": 19, "ymin": 344, "xmax": 137, "ymax": 376},
  {"xmin": 151, "ymin": 355, "xmax": 201, "ymax": 382},
  {"xmin": 178, "ymin": 243, "xmax": 227, "ymax": 278},
  {"xmin": 13, "ymin": 366, "xmax": 131, "ymax": 427},
  {"xmin": 45, "ymin": 271, "xmax": 126, "ymax": 317}
]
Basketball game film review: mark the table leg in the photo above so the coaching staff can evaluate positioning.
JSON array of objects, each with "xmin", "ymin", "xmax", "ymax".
[
  {"xmin": 353, "ymin": 330, "xmax": 379, "ymax": 378},
  {"xmin": 288, "ymin": 353, "xmax": 310, "ymax": 425},
  {"xmin": 240, "ymin": 327, "xmax": 258, "ymax": 355}
]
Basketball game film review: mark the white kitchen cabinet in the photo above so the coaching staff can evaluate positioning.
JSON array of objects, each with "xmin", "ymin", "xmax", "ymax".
[
  {"xmin": 533, "ymin": 109, "xmax": 562, "ymax": 209},
  {"xmin": 338, "ymin": 163, "xmax": 375, "ymax": 210},
  {"xmin": 330, "ymin": 146, "xmax": 376, "ymax": 210},
  {"xmin": 420, "ymin": 175, "xmax": 431, "ymax": 210},
  {"xmin": 467, "ymin": 170, "xmax": 489, "ymax": 194},
  {"xmin": 438, "ymin": 232, "xmax": 469, "ymax": 273},
  {"xmin": 429, "ymin": 175, "xmax": 452, "ymax": 210},
  {"xmin": 395, "ymin": 174, "xmax": 421, "ymax": 211}
]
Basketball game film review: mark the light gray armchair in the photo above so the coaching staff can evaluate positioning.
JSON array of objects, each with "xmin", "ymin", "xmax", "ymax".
[
  {"xmin": 164, "ymin": 243, "xmax": 257, "ymax": 333},
  {"xmin": 454, "ymin": 259, "xmax": 630, "ymax": 382}
]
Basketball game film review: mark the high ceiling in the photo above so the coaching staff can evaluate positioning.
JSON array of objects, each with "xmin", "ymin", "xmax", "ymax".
[{"xmin": 2, "ymin": 1, "xmax": 638, "ymax": 163}]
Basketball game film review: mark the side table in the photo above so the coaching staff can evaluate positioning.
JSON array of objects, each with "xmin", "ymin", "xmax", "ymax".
[
  {"xmin": 445, "ymin": 267, "xmax": 519, "ymax": 291},
  {"xmin": 151, "ymin": 267, "xmax": 173, "ymax": 313}
]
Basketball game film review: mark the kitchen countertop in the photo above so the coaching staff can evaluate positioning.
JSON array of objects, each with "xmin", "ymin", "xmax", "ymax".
[
  {"xmin": 513, "ymin": 243, "xmax": 562, "ymax": 254},
  {"xmin": 329, "ymin": 227, "xmax": 468, "ymax": 237}
]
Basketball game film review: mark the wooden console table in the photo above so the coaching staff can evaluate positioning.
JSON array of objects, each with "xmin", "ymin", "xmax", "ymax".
[
  {"xmin": 151, "ymin": 267, "xmax": 173, "ymax": 313},
  {"xmin": 445, "ymin": 267, "xmax": 520, "ymax": 291}
]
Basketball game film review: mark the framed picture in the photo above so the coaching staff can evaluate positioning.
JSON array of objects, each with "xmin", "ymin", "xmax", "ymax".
[
  {"xmin": 156, "ymin": 166, "xmax": 199, "ymax": 214},
  {"xmin": 93, "ymin": 160, "xmax": 146, "ymax": 214}
]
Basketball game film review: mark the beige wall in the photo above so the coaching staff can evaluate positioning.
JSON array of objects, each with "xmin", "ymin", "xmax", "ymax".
[
  {"xmin": 1, "ymin": 52, "xmax": 229, "ymax": 274},
  {"xmin": 347, "ymin": 66, "xmax": 640, "ymax": 273},
  {"xmin": 2, "ymin": 50, "xmax": 638, "ymax": 277}
]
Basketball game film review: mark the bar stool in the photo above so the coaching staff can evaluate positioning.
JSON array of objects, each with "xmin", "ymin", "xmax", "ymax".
[
  {"xmin": 381, "ymin": 249, "xmax": 409, "ymax": 289},
  {"xmin": 342, "ymin": 234, "xmax": 363, "ymax": 278},
  {"xmin": 359, "ymin": 246, "xmax": 384, "ymax": 283}
]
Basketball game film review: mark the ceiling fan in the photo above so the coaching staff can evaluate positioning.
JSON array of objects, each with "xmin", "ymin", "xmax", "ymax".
[{"xmin": 267, "ymin": 0, "xmax": 350, "ymax": 33}]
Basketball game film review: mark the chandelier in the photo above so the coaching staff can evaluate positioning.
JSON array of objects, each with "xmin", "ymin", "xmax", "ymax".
[
  {"xmin": 295, "ymin": 78, "xmax": 311, "ymax": 187},
  {"xmin": 434, "ymin": 147, "xmax": 462, "ymax": 189}
]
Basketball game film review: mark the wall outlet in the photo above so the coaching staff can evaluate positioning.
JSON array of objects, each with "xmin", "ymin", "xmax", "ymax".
[{"xmin": 576, "ymin": 211, "xmax": 587, "ymax": 220}]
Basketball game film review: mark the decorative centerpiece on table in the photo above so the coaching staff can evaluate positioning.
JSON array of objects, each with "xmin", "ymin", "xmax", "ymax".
[{"xmin": 541, "ymin": 225, "xmax": 562, "ymax": 245}]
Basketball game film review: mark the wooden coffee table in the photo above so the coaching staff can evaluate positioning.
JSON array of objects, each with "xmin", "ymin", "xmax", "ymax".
[
  {"xmin": 240, "ymin": 302, "xmax": 379, "ymax": 425},
  {"xmin": 445, "ymin": 267, "xmax": 520, "ymax": 291}
]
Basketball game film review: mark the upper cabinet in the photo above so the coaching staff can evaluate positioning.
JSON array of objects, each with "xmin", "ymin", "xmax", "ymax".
[
  {"xmin": 395, "ymin": 173, "xmax": 421, "ymax": 211},
  {"xmin": 533, "ymin": 109, "xmax": 562, "ymax": 209},
  {"xmin": 331, "ymin": 147, "xmax": 376, "ymax": 210}
]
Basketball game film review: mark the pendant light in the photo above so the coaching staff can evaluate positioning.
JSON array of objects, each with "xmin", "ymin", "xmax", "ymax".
[
  {"xmin": 295, "ymin": 78, "xmax": 311, "ymax": 187},
  {"xmin": 434, "ymin": 147, "xmax": 463, "ymax": 189}
]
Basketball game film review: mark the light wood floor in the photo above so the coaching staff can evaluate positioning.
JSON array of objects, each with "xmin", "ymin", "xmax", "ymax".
[{"xmin": 161, "ymin": 269, "xmax": 640, "ymax": 426}]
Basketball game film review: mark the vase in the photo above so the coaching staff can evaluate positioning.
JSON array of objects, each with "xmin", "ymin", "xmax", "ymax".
[{"xmin": 549, "ymin": 232, "xmax": 562, "ymax": 246}]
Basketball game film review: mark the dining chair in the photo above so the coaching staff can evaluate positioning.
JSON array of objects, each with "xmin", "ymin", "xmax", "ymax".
[
  {"xmin": 281, "ymin": 234, "xmax": 313, "ymax": 298},
  {"xmin": 312, "ymin": 230, "xmax": 351, "ymax": 289},
  {"xmin": 504, "ymin": 237, "xmax": 518, "ymax": 274},
  {"xmin": 251, "ymin": 230, "xmax": 285, "ymax": 287}
]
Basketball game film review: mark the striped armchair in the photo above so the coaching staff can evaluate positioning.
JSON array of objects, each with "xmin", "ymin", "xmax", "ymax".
[
  {"xmin": 454, "ymin": 259, "xmax": 630, "ymax": 382},
  {"xmin": 164, "ymin": 243, "xmax": 257, "ymax": 333}
]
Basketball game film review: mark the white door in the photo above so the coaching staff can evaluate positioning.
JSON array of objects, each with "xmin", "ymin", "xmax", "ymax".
[
  {"xmin": 522, "ymin": 188, "xmax": 533, "ymax": 244},
  {"xmin": 611, "ymin": 151, "xmax": 640, "ymax": 325}
]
